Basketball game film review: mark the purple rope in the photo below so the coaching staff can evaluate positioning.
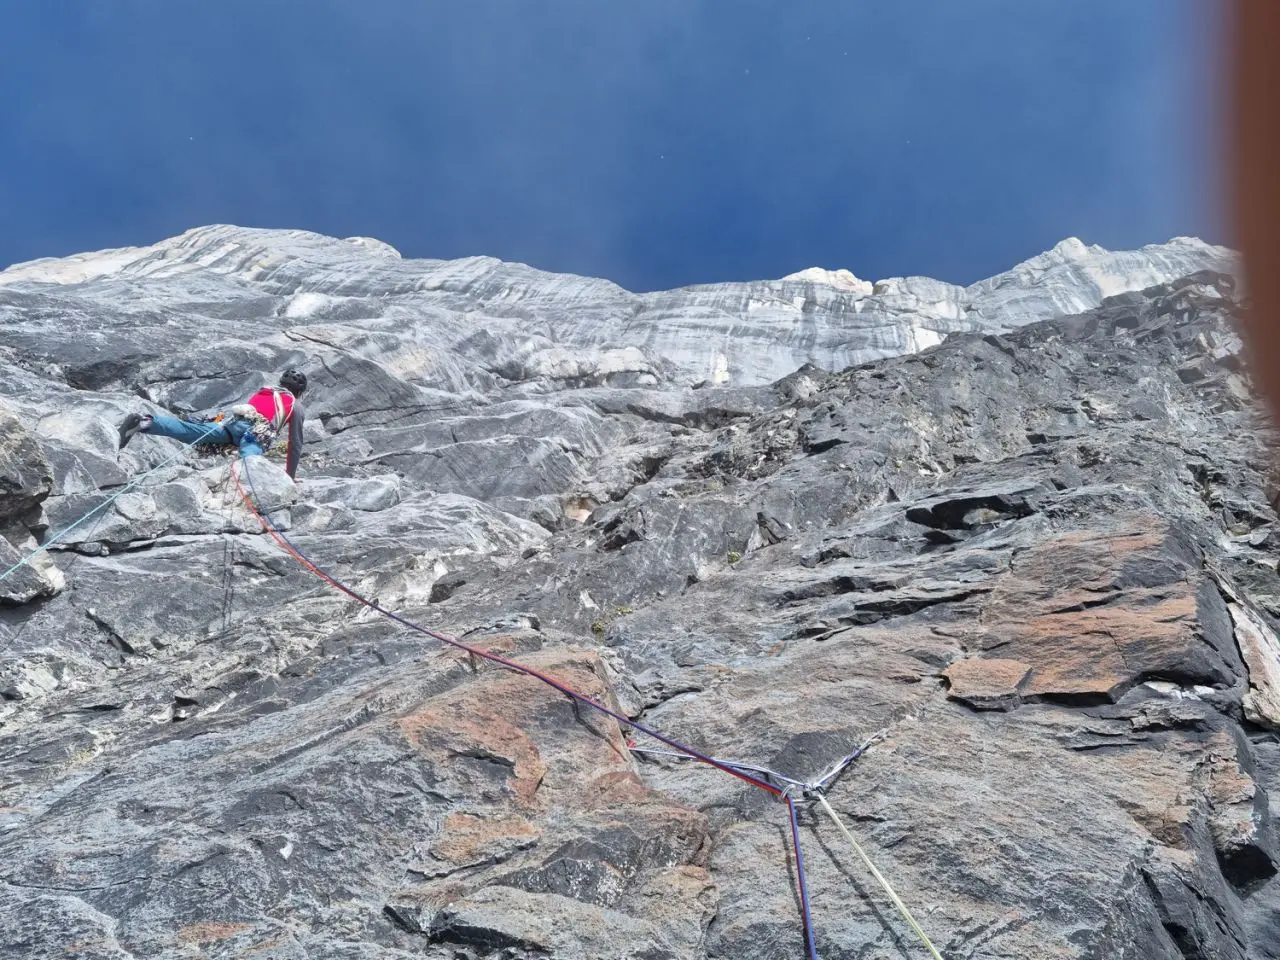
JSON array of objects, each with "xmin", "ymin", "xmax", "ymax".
[{"xmin": 788, "ymin": 796, "xmax": 820, "ymax": 960}]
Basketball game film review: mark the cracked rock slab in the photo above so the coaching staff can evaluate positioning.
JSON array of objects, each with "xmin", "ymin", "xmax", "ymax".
[{"xmin": 943, "ymin": 657, "xmax": 1031, "ymax": 711}]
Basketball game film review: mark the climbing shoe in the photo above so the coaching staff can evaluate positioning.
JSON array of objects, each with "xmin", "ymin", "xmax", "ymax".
[{"xmin": 117, "ymin": 413, "xmax": 151, "ymax": 449}]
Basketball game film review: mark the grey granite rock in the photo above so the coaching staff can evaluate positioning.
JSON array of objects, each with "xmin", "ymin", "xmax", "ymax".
[
  {"xmin": 0, "ymin": 225, "xmax": 1233, "ymax": 389},
  {"xmin": 0, "ymin": 231, "xmax": 1274, "ymax": 959},
  {"xmin": 0, "ymin": 404, "xmax": 59, "ymax": 606},
  {"xmin": 0, "ymin": 404, "xmax": 52, "ymax": 520}
]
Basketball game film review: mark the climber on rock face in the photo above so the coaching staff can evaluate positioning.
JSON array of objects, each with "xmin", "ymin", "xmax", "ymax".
[{"xmin": 117, "ymin": 369, "xmax": 309, "ymax": 479}]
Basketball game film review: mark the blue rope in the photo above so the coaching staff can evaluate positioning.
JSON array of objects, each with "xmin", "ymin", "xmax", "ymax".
[
  {"xmin": 628, "ymin": 745, "xmax": 809, "ymax": 788},
  {"xmin": 0, "ymin": 422, "xmax": 222, "ymax": 584}
]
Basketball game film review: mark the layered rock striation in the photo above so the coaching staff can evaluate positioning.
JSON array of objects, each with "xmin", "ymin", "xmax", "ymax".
[{"xmin": 1, "ymin": 229, "xmax": 1275, "ymax": 959}]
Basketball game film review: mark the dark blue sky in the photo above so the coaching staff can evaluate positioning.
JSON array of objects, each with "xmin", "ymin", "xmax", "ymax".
[{"xmin": 0, "ymin": 1, "xmax": 1223, "ymax": 291}]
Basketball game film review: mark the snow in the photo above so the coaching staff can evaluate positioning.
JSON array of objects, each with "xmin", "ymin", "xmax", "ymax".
[
  {"xmin": 0, "ymin": 245, "xmax": 149, "ymax": 287},
  {"xmin": 284, "ymin": 292, "xmax": 337, "ymax": 320},
  {"xmin": 908, "ymin": 326, "xmax": 945, "ymax": 352},
  {"xmin": 782, "ymin": 267, "xmax": 874, "ymax": 296}
]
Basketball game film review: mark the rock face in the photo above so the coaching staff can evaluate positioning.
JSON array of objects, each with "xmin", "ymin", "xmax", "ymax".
[
  {"xmin": 1, "ymin": 229, "xmax": 1277, "ymax": 959},
  {"xmin": 0, "ymin": 406, "xmax": 58, "ymax": 606},
  {"xmin": 0, "ymin": 226, "xmax": 1232, "ymax": 389}
]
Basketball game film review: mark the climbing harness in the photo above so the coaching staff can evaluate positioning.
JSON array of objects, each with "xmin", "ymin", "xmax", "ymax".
[
  {"xmin": 234, "ymin": 386, "xmax": 294, "ymax": 451},
  {"xmin": 0, "ymin": 422, "xmax": 223, "ymax": 585},
  {"xmin": 183, "ymin": 387, "xmax": 292, "ymax": 458},
  {"xmin": 179, "ymin": 413, "xmax": 239, "ymax": 459}
]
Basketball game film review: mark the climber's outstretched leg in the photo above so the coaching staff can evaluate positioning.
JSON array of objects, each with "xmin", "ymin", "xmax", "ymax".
[
  {"xmin": 118, "ymin": 412, "xmax": 234, "ymax": 450},
  {"xmin": 116, "ymin": 370, "xmax": 306, "ymax": 474}
]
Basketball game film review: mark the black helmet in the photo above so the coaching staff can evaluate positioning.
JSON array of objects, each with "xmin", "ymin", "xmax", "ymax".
[{"xmin": 280, "ymin": 369, "xmax": 307, "ymax": 396}]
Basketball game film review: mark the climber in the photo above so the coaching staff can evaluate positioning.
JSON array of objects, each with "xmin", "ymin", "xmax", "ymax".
[{"xmin": 117, "ymin": 370, "xmax": 308, "ymax": 479}]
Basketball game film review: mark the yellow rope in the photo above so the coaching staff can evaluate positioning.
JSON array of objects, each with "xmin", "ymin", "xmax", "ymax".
[{"xmin": 814, "ymin": 794, "xmax": 945, "ymax": 960}]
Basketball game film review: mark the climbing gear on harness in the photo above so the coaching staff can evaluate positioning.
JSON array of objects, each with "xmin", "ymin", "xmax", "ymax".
[
  {"xmin": 177, "ymin": 412, "xmax": 238, "ymax": 458},
  {"xmin": 233, "ymin": 387, "xmax": 295, "ymax": 451},
  {"xmin": 117, "ymin": 412, "xmax": 152, "ymax": 450},
  {"xmin": 182, "ymin": 387, "xmax": 295, "ymax": 459}
]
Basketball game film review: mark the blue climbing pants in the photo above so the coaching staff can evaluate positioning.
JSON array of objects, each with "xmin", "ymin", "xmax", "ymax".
[{"xmin": 144, "ymin": 414, "xmax": 265, "ymax": 457}]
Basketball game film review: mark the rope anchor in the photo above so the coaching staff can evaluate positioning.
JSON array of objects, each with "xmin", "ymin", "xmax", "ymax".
[
  {"xmin": 787, "ymin": 733, "xmax": 945, "ymax": 960},
  {"xmin": 632, "ymin": 729, "xmax": 945, "ymax": 959}
]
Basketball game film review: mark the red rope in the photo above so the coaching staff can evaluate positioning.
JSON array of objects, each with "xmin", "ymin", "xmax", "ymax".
[
  {"xmin": 230, "ymin": 460, "xmax": 821, "ymax": 958},
  {"xmin": 230, "ymin": 462, "xmax": 781, "ymax": 796}
]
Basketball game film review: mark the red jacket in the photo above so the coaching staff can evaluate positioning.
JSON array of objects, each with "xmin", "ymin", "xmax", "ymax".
[
  {"xmin": 247, "ymin": 387, "xmax": 295, "ymax": 429},
  {"xmin": 245, "ymin": 387, "xmax": 305, "ymax": 478}
]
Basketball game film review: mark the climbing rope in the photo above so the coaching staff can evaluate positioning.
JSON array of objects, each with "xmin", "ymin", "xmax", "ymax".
[
  {"xmin": 0, "ymin": 472, "xmax": 114, "ymax": 657},
  {"xmin": 635, "ymin": 729, "xmax": 944, "ymax": 957},
  {"xmin": 788, "ymin": 795, "xmax": 820, "ymax": 958},
  {"xmin": 232, "ymin": 459, "xmax": 781, "ymax": 793},
  {"xmin": 628, "ymin": 745, "xmax": 810, "ymax": 790},
  {"xmin": 216, "ymin": 463, "xmax": 238, "ymax": 637},
  {"xmin": 230, "ymin": 457, "xmax": 821, "ymax": 956},
  {"xmin": 0, "ymin": 422, "xmax": 223, "ymax": 584},
  {"xmin": 1, "ymin": 429, "xmax": 940, "ymax": 958},
  {"xmin": 815, "ymin": 794, "xmax": 945, "ymax": 960}
]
